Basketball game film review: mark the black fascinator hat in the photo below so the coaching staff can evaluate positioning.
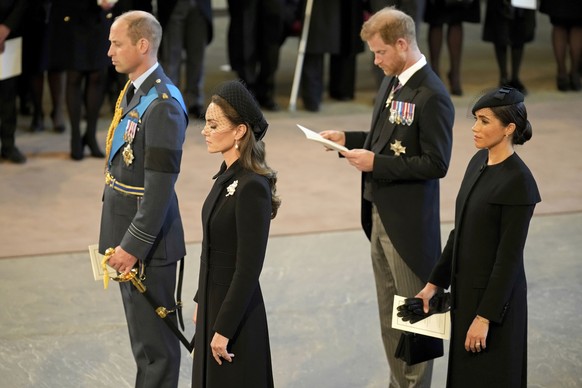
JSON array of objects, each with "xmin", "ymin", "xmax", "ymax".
[
  {"xmin": 471, "ymin": 87, "xmax": 524, "ymax": 115},
  {"xmin": 213, "ymin": 80, "xmax": 269, "ymax": 140}
]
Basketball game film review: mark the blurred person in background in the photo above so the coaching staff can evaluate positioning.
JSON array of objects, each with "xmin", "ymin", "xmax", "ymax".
[
  {"xmin": 0, "ymin": 0, "xmax": 27, "ymax": 163},
  {"xmin": 539, "ymin": 0, "xmax": 582, "ymax": 91},
  {"xmin": 482, "ymin": 0, "xmax": 536, "ymax": 94},
  {"xmin": 158, "ymin": 0, "xmax": 213, "ymax": 120},
  {"xmin": 48, "ymin": 0, "xmax": 116, "ymax": 160},
  {"xmin": 424, "ymin": 0, "xmax": 480, "ymax": 96}
]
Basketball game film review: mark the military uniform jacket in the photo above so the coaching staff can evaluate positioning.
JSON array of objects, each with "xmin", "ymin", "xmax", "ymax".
[
  {"xmin": 344, "ymin": 65, "xmax": 454, "ymax": 282},
  {"xmin": 429, "ymin": 150, "xmax": 540, "ymax": 387},
  {"xmin": 99, "ymin": 66, "xmax": 188, "ymax": 266}
]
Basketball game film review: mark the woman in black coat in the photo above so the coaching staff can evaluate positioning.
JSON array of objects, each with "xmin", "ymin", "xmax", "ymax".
[
  {"xmin": 192, "ymin": 80, "xmax": 281, "ymax": 388},
  {"xmin": 539, "ymin": 0, "xmax": 582, "ymax": 91},
  {"xmin": 424, "ymin": 0, "xmax": 481, "ymax": 95},
  {"xmin": 414, "ymin": 87, "xmax": 540, "ymax": 387},
  {"xmin": 48, "ymin": 0, "xmax": 115, "ymax": 160},
  {"xmin": 482, "ymin": 0, "xmax": 536, "ymax": 94}
]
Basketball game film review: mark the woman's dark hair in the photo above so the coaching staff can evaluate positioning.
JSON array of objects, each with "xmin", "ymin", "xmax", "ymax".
[
  {"xmin": 212, "ymin": 95, "xmax": 281, "ymax": 219},
  {"xmin": 490, "ymin": 102, "xmax": 532, "ymax": 145}
]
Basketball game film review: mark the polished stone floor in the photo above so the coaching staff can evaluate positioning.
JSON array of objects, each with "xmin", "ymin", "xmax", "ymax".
[
  {"xmin": 1, "ymin": 8, "xmax": 582, "ymax": 388},
  {"xmin": 1, "ymin": 214, "xmax": 581, "ymax": 387}
]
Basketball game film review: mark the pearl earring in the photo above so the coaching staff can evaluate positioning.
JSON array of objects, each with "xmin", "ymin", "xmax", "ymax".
[{"xmin": 235, "ymin": 140, "xmax": 239, "ymax": 150}]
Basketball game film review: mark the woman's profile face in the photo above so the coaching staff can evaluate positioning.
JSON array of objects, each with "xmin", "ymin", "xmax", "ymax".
[
  {"xmin": 201, "ymin": 103, "xmax": 237, "ymax": 155},
  {"xmin": 472, "ymin": 108, "xmax": 512, "ymax": 151}
]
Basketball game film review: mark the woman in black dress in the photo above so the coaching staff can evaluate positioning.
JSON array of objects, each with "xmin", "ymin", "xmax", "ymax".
[
  {"xmin": 482, "ymin": 0, "xmax": 536, "ymax": 94},
  {"xmin": 424, "ymin": 0, "xmax": 481, "ymax": 95},
  {"xmin": 413, "ymin": 87, "xmax": 540, "ymax": 387},
  {"xmin": 539, "ymin": 0, "xmax": 582, "ymax": 91},
  {"xmin": 48, "ymin": 0, "xmax": 115, "ymax": 160}
]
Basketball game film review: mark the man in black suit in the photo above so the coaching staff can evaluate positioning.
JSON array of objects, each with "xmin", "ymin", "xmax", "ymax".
[
  {"xmin": 226, "ymin": 0, "xmax": 285, "ymax": 111},
  {"xmin": 100, "ymin": 10, "xmax": 188, "ymax": 388},
  {"xmin": 158, "ymin": 0, "xmax": 213, "ymax": 119},
  {"xmin": 321, "ymin": 7, "xmax": 454, "ymax": 387}
]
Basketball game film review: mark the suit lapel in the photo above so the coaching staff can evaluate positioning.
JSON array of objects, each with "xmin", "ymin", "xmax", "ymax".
[
  {"xmin": 201, "ymin": 162, "xmax": 241, "ymax": 229},
  {"xmin": 366, "ymin": 77, "xmax": 394, "ymax": 149}
]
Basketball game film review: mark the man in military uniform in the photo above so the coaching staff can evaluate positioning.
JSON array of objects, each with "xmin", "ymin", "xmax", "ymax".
[{"xmin": 99, "ymin": 10, "xmax": 188, "ymax": 388}]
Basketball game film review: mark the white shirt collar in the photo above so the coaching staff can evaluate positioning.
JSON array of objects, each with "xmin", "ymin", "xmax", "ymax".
[
  {"xmin": 396, "ymin": 55, "xmax": 427, "ymax": 86},
  {"xmin": 131, "ymin": 62, "xmax": 159, "ymax": 91}
]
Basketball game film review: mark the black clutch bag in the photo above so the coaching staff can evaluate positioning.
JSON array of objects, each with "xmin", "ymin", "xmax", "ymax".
[{"xmin": 394, "ymin": 332, "xmax": 444, "ymax": 366}]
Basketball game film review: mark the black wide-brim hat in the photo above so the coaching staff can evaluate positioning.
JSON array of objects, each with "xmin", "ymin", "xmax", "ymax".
[
  {"xmin": 472, "ymin": 87, "xmax": 525, "ymax": 115},
  {"xmin": 214, "ymin": 80, "xmax": 269, "ymax": 140}
]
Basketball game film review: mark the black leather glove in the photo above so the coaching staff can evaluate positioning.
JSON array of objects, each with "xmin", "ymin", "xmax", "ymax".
[{"xmin": 397, "ymin": 291, "xmax": 451, "ymax": 324}]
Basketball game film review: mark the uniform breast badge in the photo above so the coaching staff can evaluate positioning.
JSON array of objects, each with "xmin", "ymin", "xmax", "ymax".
[
  {"xmin": 122, "ymin": 110, "xmax": 140, "ymax": 166},
  {"xmin": 122, "ymin": 144, "xmax": 135, "ymax": 166},
  {"xmin": 390, "ymin": 140, "xmax": 406, "ymax": 156}
]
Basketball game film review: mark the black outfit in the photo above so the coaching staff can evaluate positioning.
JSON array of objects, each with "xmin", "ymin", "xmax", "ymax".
[
  {"xmin": 21, "ymin": 0, "xmax": 66, "ymax": 134},
  {"xmin": 193, "ymin": 161, "xmax": 274, "ymax": 388},
  {"xmin": 482, "ymin": 0, "xmax": 536, "ymax": 93},
  {"xmin": 539, "ymin": 0, "xmax": 582, "ymax": 91},
  {"xmin": 0, "ymin": 0, "xmax": 27, "ymax": 163},
  {"xmin": 429, "ymin": 150, "xmax": 540, "ymax": 387},
  {"xmin": 158, "ymin": 0, "xmax": 213, "ymax": 118},
  {"xmin": 424, "ymin": 0, "xmax": 480, "ymax": 25},
  {"xmin": 299, "ymin": 0, "xmax": 365, "ymax": 111},
  {"xmin": 482, "ymin": 0, "xmax": 536, "ymax": 46},
  {"xmin": 226, "ymin": 0, "xmax": 285, "ymax": 111},
  {"xmin": 48, "ymin": 1, "xmax": 112, "ymax": 72},
  {"xmin": 540, "ymin": 0, "xmax": 582, "ymax": 26},
  {"xmin": 48, "ymin": 0, "xmax": 113, "ymax": 160}
]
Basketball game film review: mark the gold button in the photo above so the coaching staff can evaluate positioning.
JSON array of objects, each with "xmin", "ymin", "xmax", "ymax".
[{"xmin": 64, "ymin": 16, "xmax": 70, "ymax": 22}]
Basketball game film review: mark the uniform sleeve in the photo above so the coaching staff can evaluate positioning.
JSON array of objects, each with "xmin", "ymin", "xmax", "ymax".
[{"xmin": 120, "ymin": 98, "xmax": 187, "ymax": 260}]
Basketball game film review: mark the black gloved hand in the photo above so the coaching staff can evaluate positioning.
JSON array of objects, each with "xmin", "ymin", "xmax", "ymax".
[{"xmin": 397, "ymin": 291, "xmax": 451, "ymax": 324}]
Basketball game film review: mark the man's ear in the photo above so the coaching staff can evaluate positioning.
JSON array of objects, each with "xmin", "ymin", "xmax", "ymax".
[{"xmin": 137, "ymin": 38, "xmax": 150, "ymax": 55}]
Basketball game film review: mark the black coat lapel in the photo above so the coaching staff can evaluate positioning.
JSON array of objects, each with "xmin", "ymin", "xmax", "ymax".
[{"xmin": 366, "ymin": 77, "xmax": 395, "ymax": 149}]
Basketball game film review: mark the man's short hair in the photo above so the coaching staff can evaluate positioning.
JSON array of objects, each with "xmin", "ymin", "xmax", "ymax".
[
  {"xmin": 117, "ymin": 11, "xmax": 162, "ymax": 54},
  {"xmin": 360, "ymin": 6, "xmax": 417, "ymax": 46}
]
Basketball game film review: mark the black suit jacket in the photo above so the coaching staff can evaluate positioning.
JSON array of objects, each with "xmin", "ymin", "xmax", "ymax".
[
  {"xmin": 157, "ymin": 0, "xmax": 213, "ymax": 43},
  {"xmin": 345, "ymin": 65, "xmax": 454, "ymax": 281}
]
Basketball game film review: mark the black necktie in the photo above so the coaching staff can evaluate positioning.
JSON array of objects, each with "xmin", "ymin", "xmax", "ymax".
[{"xmin": 126, "ymin": 84, "xmax": 135, "ymax": 104}]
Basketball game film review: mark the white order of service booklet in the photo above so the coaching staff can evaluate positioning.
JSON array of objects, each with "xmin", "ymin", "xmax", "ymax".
[{"xmin": 296, "ymin": 124, "xmax": 348, "ymax": 152}]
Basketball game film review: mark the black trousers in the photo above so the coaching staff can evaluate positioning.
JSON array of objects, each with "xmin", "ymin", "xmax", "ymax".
[
  {"xmin": 0, "ymin": 77, "xmax": 18, "ymax": 151},
  {"xmin": 227, "ymin": 0, "xmax": 284, "ymax": 100}
]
